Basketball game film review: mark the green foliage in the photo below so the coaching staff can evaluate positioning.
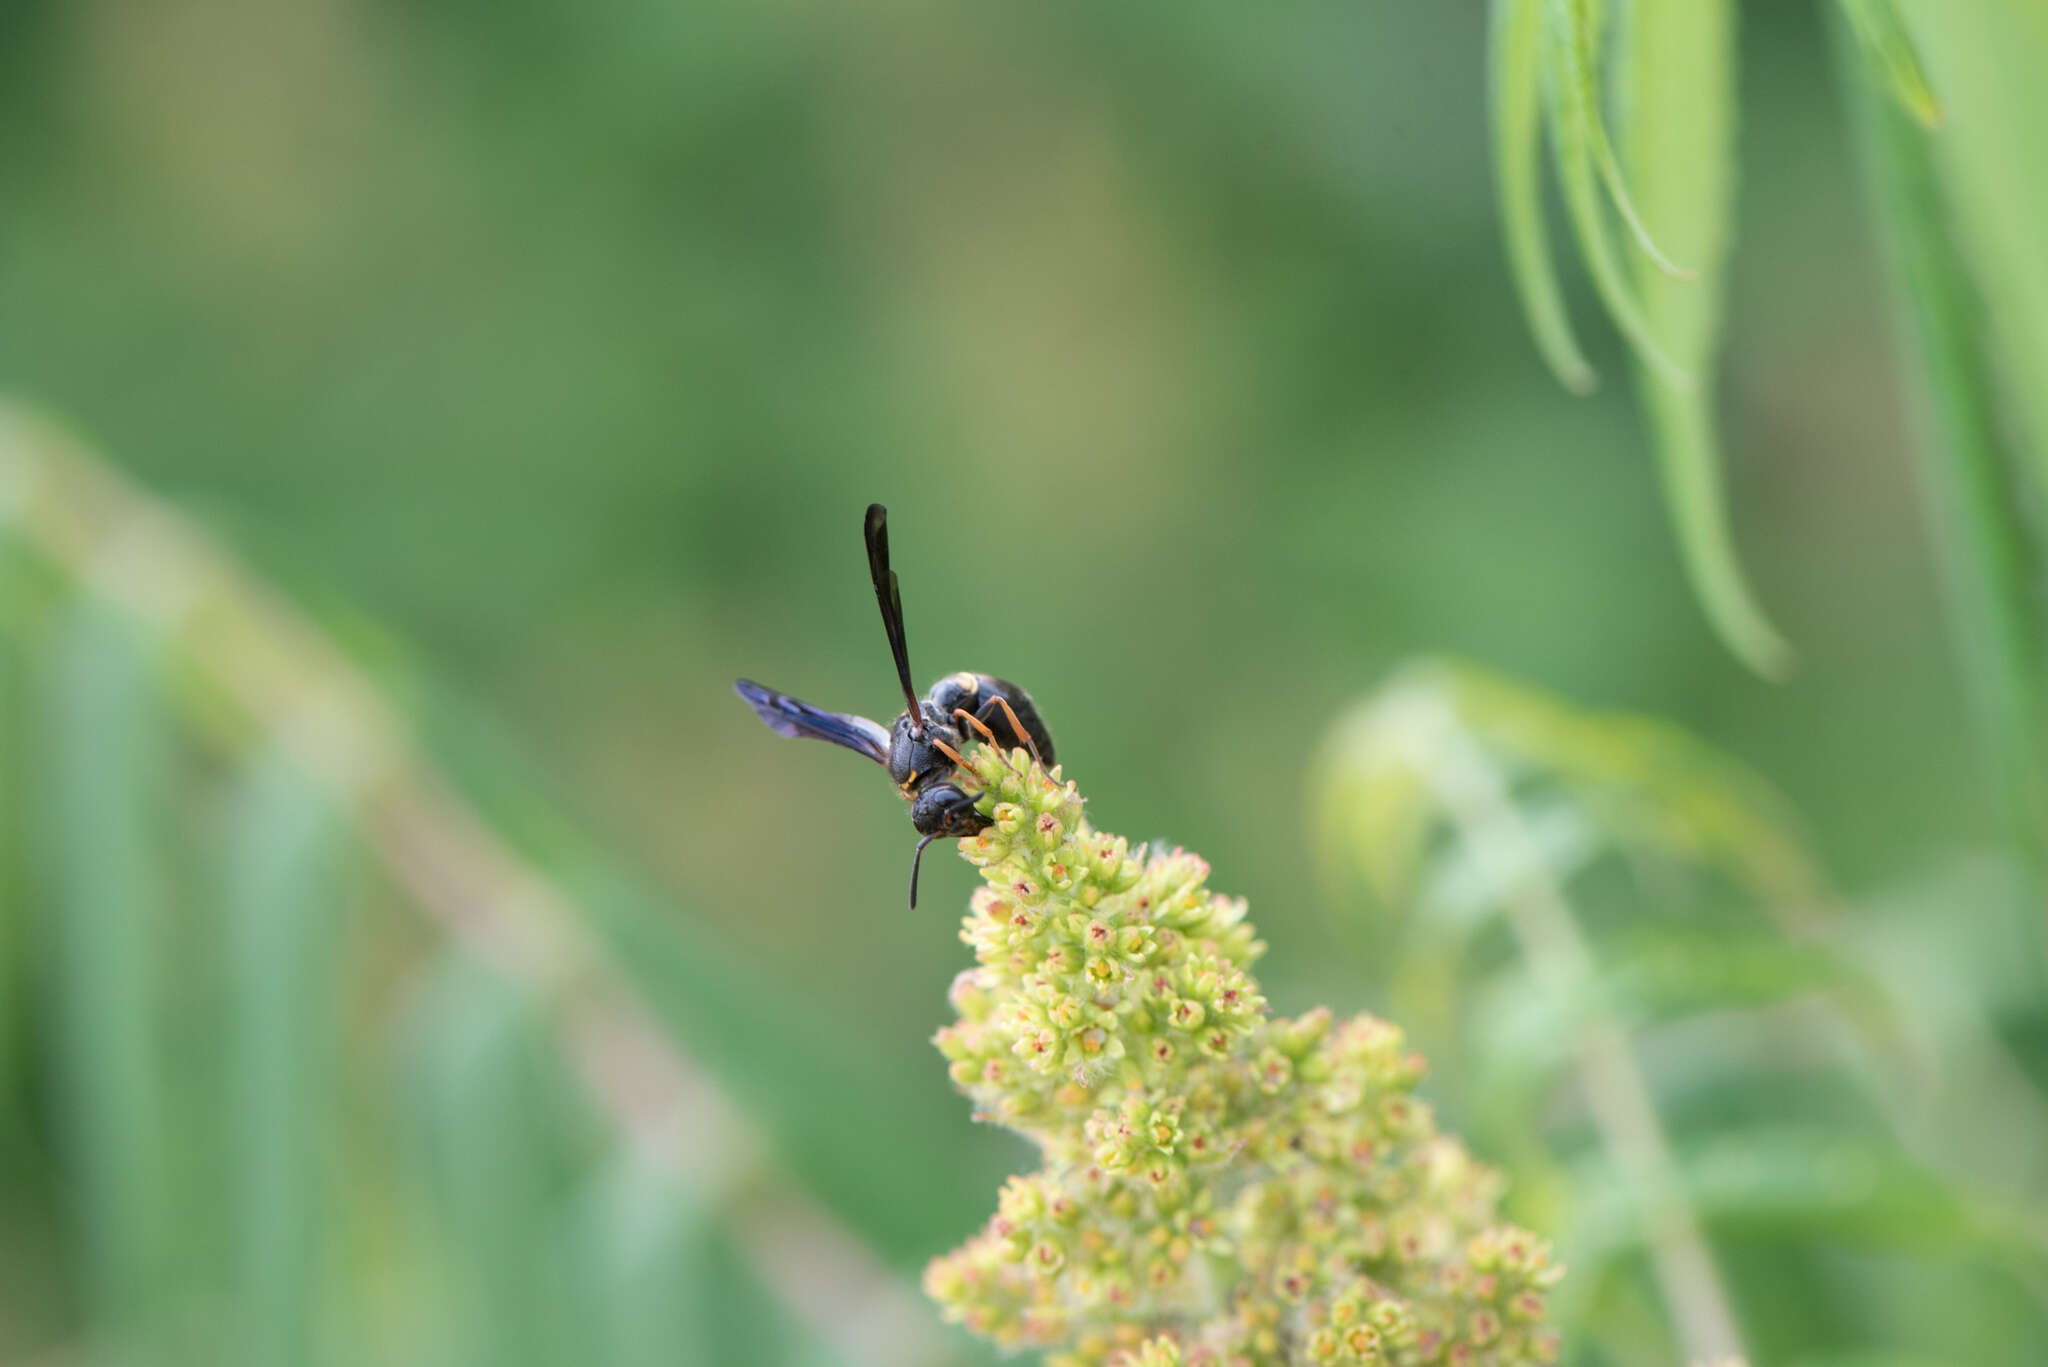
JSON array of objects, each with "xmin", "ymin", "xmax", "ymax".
[
  {"xmin": 1316, "ymin": 662, "xmax": 2048, "ymax": 1366},
  {"xmin": 1834, "ymin": 5, "xmax": 2048, "ymax": 884},
  {"xmin": 929, "ymin": 745, "xmax": 1561, "ymax": 1366},
  {"xmin": 1490, "ymin": 0, "xmax": 2048, "ymax": 883},
  {"xmin": 1840, "ymin": 0, "xmax": 1944, "ymax": 128},
  {"xmin": 1491, "ymin": 0, "xmax": 1788, "ymax": 677},
  {"xmin": 1, "ymin": 4, "xmax": 2045, "ymax": 1364},
  {"xmin": 1895, "ymin": 3, "xmax": 2048, "ymax": 503},
  {"xmin": 42, "ymin": 598, "xmax": 182, "ymax": 1359},
  {"xmin": 226, "ymin": 750, "xmax": 346, "ymax": 1367},
  {"xmin": 0, "ymin": 412, "xmax": 937, "ymax": 1366}
]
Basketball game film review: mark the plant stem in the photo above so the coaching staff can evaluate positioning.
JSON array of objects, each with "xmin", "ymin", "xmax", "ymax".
[{"xmin": 1405, "ymin": 693, "xmax": 1749, "ymax": 1366}]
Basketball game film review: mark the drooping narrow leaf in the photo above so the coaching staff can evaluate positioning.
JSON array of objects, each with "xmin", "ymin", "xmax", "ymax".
[
  {"xmin": 41, "ymin": 596, "xmax": 179, "ymax": 1360},
  {"xmin": 1541, "ymin": 0, "xmax": 1690, "ymax": 390},
  {"xmin": 1492, "ymin": 0, "xmax": 1598, "ymax": 393},
  {"xmin": 1840, "ymin": 0, "xmax": 1944, "ymax": 128},
  {"xmin": 1613, "ymin": 0, "xmax": 1791, "ymax": 677},
  {"xmin": 1890, "ymin": 1, "xmax": 2048, "ymax": 641},
  {"xmin": 1551, "ymin": 0, "xmax": 1695, "ymax": 281},
  {"xmin": 227, "ymin": 746, "xmax": 347, "ymax": 1367},
  {"xmin": 1833, "ymin": 9, "xmax": 2048, "ymax": 897}
]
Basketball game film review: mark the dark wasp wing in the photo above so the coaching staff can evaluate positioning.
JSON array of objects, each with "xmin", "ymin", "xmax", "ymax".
[
  {"xmin": 733, "ymin": 679, "xmax": 891, "ymax": 765},
  {"xmin": 863, "ymin": 504, "xmax": 925, "ymax": 724}
]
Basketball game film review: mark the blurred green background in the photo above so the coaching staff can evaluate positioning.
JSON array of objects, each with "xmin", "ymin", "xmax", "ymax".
[{"xmin": 1, "ymin": 0, "xmax": 2040, "ymax": 1364}]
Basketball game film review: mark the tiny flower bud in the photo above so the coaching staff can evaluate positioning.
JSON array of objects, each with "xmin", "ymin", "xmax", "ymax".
[{"xmin": 928, "ymin": 757, "xmax": 1559, "ymax": 1365}]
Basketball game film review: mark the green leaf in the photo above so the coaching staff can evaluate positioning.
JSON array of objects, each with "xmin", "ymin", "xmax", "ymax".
[
  {"xmin": 1614, "ymin": 0, "xmax": 1791, "ymax": 678},
  {"xmin": 1835, "ymin": 8, "xmax": 2048, "ymax": 891},
  {"xmin": 1315, "ymin": 661, "xmax": 1824, "ymax": 923},
  {"xmin": 1462, "ymin": 926, "xmax": 1898, "ymax": 1114},
  {"xmin": 1890, "ymin": 3, "xmax": 2048, "ymax": 535},
  {"xmin": 1436, "ymin": 662, "xmax": 1822, "ymax": 907},
  {"xmin": 1551, "ymin": 0, "xmax": 1695, "ymax": 281},
  {"xmin": 227, "ymin": 747, "xmax": 347, "ymax": 1367},
  {"xmin": 40, "ymin": 596, "xmax": 180, "ymax": 1358},
  {"xmin": 1491, "ymin": 0, "xmax": 1598, "ymax": 394},
  {"xmin": 1840, "ymin": 0, "xmax": 1945, "ymax": 128},
  {"xmin": 1541, "ymin": 0, "xmax": 1690, "ymax": 390},
  {"xmin": 1582, "ymin": 1126, "xmax": 1996, "ymax": 1252}
]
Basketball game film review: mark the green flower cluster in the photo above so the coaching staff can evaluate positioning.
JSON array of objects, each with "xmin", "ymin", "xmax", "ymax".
[{"xmin": 926, "ymin": 746, "xmax": 1562, "ymax": 1367}]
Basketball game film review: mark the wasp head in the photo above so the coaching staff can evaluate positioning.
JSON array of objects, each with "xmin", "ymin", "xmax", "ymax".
[{"xmin": 888, "ymin": 704, "xmax": 964, "ymax": 791}]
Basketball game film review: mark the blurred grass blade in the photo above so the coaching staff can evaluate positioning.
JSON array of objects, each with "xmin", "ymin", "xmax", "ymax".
[
  {"xmin": 572, "ymin": 1157, "xmax": 834, "ymax": 1367},
  {"xmin": 1542, "ymin": 0, "xmax": 1690, "ymax": 390},
  {"xmin": 1550, "ymin": 0, "xmax": 1695, "ymax": 281},
  {"xmin": 41, "ymin": 596, "xmax": 178, "ymax": 1358},
  {"xmin": 408, "ymin": 957, "xmax": 589, "ymax": 1367},
  {"xmin": 1833, "ymin": 7, "xmax": 2048, "ymax": 893},
  {"xmin": 574, "ymin": 1158, "xmax": 713, "ymax": 1367},
  {"xmin": 0, "ymin": 543, "xmax": 29, "ymax": 1124},
  {"xmin": 421, "ymin": 689, "xmax": 993, "ymax": 1266},
  {"xmin": 1840, "ymin": 0, "xmax": 1944, "ymax": 128},
  {"xmin": 1615, "ymin": 0, "xmax": 1792, "ymax": 678},
  {"xmin": 228, "ymin": 747, "xmax": 346, "ymax": 1367},
  {"xmin": 1492, "ymin": 0, "xmax": 1598, "ymax": 394},
  {"xmin": 565, "ymin": 866, "xmax": 987, "ymax": 1265}
]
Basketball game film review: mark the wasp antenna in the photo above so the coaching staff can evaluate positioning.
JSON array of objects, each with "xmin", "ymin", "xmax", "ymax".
[
  {"xmin": 864, "ymin": 504, "xmax": 925, "ymax": 735},
  {"xmin": 908, "ymin": 831, "xmax": 941, "ymax": 909}
]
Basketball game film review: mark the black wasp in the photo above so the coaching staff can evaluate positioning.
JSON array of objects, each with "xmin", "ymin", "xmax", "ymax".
[{"xmin": 735, "ymin": 504, "xmax": 1056, "ymax": 909}]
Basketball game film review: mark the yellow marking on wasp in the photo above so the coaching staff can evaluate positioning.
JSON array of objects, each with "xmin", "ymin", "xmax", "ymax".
[
  {"xmin": 901, "ymin": 768, "xmax": 921, "ymax": 792},
  {"xmin": 951, "ymin": 671, "xmax": 979, "ymax": 696}
]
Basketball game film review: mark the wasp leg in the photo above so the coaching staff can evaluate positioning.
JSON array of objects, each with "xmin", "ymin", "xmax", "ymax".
[
  {"xmin": 930, "ymin": 736, "xmax": 966, "ymax": 766},
  {"xmin": 981, "ymin": 694, "xmax": 1045, "ymax": 768},
  {"xmin": 952, "ymin": 707, "xmax": 1000, "ymax": 746}
]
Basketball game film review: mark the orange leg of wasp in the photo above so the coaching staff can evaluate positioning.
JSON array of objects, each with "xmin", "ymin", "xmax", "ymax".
[
  {"xmin": 931, "ymin": 737, "xmax": 966, "ymax": 767},
  {"xmin": 953, "ymin": 708, "xmax": 1000, "ymax": 746},
  {"xmin": 991, "ymin": 695, "xmax": 1046, "ymax": 769}
]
